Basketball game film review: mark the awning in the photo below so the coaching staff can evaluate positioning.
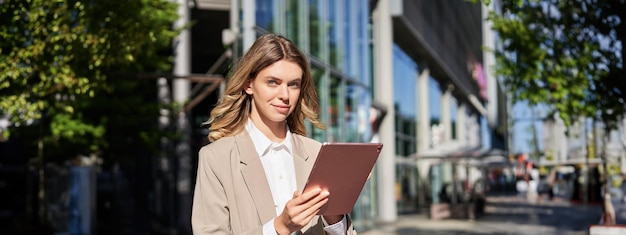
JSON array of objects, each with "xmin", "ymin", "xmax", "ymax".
[{"xmin": 414, "ymin": 148, "xmax": 511, "ymax": 167}]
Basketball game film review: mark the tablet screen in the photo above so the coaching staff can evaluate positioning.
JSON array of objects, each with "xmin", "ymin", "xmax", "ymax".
[{"xmin": 303, "ymin": 142, "xmax": 383, "ymax": 215}]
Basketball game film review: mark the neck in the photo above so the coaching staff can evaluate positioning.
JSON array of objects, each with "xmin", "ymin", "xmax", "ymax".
[{"xmin": 249, "ymin": 115, "xmax": 287, "ymax": 143}]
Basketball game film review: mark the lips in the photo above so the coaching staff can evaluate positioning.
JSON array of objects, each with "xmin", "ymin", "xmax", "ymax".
[{"xmin": 273, "ymin": 104, "xmax": 290, "ymax": 114}]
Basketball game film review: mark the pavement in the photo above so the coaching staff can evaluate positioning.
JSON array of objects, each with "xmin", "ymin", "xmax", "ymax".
[
  {"xmin": 360, "ymin": 193, "xmax": 609, "ymax": 235},
  {"xmin": 101, "ymin": 170, "xmax": 625, "ymax": 235}
]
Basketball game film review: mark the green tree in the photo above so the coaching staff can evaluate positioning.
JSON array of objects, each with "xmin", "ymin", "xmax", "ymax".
[
  {"xmin": 472, "ymin": 0, "xmax": 625, "ymax": 216},
  {"xmin": 473, "ymin": 0, "xmax": 625, "ymax": 130},
  {"xmin": 1, "ymin": 0, "xmax": 178, "ymax": 145},
  {"xmin": 0, "ymin": 0, "xmax": 179, "ymax": 224}
]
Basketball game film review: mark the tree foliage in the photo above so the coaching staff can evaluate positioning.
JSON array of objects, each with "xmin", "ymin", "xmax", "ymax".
[
  {"xmin": 475, "ymin": 0, "xmax": 626, "ymax": 130},
  {"xmin": 0, "ymin": 0, "xmax": 179, "ymax": 161}
]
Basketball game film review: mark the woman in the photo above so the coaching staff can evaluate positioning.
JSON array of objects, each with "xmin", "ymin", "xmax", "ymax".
[{"xmin": 191, "ymin": 34, "xmax": 356, "ymax": 235}]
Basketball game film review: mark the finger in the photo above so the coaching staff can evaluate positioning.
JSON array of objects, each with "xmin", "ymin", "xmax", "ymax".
[
  {"xmin": 301, "ymin": 190, "xmax": 329, "ymax": 212},
  {"xmin": 284, "ymin": 189, "xmax": 329, "ymax": 222},
  {"xmin": 283, "ymin": 190, "xmax": 320, "ymax": 217},
  {"xmin": 281, "ymin": 198, "xmax": 325, "ymax": 230},
  {"xmin": 292, "ymin": 190, "xmax": 301, "ymax": 199},
  {"xmin": 300, "ymin": 208, "xmax": 321, "ymax": 224},
  {"xmin": 288, "ymin": 190, "xmax": 329, "ymax": 221},
  {"xmin": 293, "ymin": 188, "xmax": 322, "ymax": 204},
  {"xmin": 289, "ymin": 195, "xmax": 327, "ymax": 224},
  {"xmin": 301, "ymin": 189, "xmax": 329, "ymax": 205},
  {"xmin": 302, "ymin": 187, "xmax": 322, "ymax": 197},
  {"xmin": 300, "ymin": 197, "xmax": 328, "ymax": 219}
]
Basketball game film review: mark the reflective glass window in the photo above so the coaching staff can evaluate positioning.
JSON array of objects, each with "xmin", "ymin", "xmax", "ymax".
[
  {"xmin": 256, "ymin": 0, "xmax": 274, "ymax": 31},
  {"xmin": 286, "ymin": 0, "xmax": 300, "ymax": 45},
  {"xmin": 311, "ymin": 66, "xmax": 327, "ymax": 141},
  {"xmin": 344, "ymin": 82, "xmax": 370, "ymax": 142},
  {"xmin": 328, "ymin": 1, "xmax": 339, "ymax": 67},
  {"xmin": 328, "ymin": 75, "xmax": 342, "ymax": 142},
  {"xmin": 397, "ymin": 164, "xmax": 420, "ymax": 213},
  {"xmin": 309, "ymin": 0, "xmax": 323, "ymax": 58},
  {"xmin": 392, "ymin": 45, "xmax": 417, "ymax": 156},
  {"xmin": 343, "ymin": 0, "xmax": 353, "ymax": 75},
  {"xmin": 428, "ymin": 77, "xmax": 441, "ymax": 147},
  {"xmin": 357, "ymin": 0, "xmax": 370, "ymax": 86}
]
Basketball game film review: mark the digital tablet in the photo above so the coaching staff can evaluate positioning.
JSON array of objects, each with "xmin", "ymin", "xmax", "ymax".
[{"xmin": 303, "ymin": 142, "xmax": 383, "ymax": 215}]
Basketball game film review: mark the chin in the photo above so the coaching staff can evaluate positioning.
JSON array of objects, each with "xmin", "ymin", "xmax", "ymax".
[
  {"xmin": 272, "ymin": 117, "xmax": 288, "ymax": 123},
  {"xmin": 270, "ymin": 115, "xmax": 289, "ymax": 123}
]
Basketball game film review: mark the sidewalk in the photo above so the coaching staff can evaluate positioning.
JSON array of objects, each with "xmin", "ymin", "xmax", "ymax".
[
  {"xmin": 359, "ymin": 214, "xmax": 477, "ymax": 235},
  {"xmin": 359, "ymin": 194, "xmax": 605, "ymax": 235}
]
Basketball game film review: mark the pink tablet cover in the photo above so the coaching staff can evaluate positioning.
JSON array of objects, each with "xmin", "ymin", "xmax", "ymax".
[{"xmin": 303, "ymin": 142, "xmax": 383, "ymax": 215}]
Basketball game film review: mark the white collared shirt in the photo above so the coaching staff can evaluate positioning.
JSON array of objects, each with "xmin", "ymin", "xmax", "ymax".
[
  {"xmin": 245, "ymin": 120, "xmax": 346, "ymax": 235},
  {"xmin": 246, "ymin": 120, "xmax": 297, "ymax": 216}
]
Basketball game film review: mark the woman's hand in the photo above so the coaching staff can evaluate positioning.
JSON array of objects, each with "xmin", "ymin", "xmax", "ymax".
[{"xmin": 274, "ymin": 188, "xmax": 330, "ymax": 235}]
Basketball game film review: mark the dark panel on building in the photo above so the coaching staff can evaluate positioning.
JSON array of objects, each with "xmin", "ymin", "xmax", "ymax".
[
  {"xmin": 392, "ymin": 0, "xmax": 484, "ymax": 101},
  {"xmin": 191, "ymin": 9, "xmax": 230, "ymax": 75},
  {"xmin": 190, "ymin": 8, "xmax": 230, "ymax": 130}
]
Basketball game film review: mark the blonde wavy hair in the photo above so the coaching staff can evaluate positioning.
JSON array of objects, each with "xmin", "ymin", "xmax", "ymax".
[{"xmin": 205, "ymin": 34, "xmax": 326, "ymax": 142}]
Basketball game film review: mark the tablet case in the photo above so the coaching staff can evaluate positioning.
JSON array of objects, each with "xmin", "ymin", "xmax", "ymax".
[{"xmin": 303, "ymin": 142, "xmax": 383, "ymax": 215}]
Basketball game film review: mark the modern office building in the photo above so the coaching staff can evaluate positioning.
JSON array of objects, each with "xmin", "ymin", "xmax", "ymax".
[
  {"xmin": 164, "ymin": 0, "xmax": 509, "ymax": 232},
  {"xmin": 372, "ymin": 0, "xmax": 508, "ymax": 221}
]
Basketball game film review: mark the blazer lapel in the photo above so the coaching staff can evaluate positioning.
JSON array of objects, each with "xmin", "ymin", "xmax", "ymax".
[
  {"xmin": 236, "ymin": 131, "xmax": 277, "ymax": 223},
  {"xmin": 292, "ymin": 134, "xmax": 314, "ymax": 192}
]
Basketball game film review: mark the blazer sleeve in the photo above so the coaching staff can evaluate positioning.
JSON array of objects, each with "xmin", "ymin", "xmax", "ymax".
[
  {"xmin": 191, "ymin": 147, "xmax": 232, "ymax": 235},
  {"xmin": 346, "ymin": 215, "xmax": 357, "ymax": 235},
  {"xmin": 300, "ymin": 216, "xmax": 357, "ymax": 235}
]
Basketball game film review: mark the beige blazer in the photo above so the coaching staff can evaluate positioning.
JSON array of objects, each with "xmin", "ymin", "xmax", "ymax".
[{"xmin": 191, "ymin": 130, "xmax": 357, "ymax": 235}]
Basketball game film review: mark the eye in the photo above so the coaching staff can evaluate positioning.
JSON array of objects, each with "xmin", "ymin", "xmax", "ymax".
[
  {"xmin": 288, "ymin": 80, "xmax": 301, "ymax": 88},
  {"xmin": 267, "ymin": 79, "xmax": 279, "ymax": 86}
]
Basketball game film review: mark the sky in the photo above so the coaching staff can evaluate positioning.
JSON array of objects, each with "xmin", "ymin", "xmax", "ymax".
[{"xmin": 511, "ymin": 101, "xmax": 547, "ymax": 154}]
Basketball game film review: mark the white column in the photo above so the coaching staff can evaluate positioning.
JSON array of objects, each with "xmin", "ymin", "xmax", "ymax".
[
  {"xmin": 173, "ymin": 0, "xmax": 192, "ymax": 231},
  {"xmin": 372, "ymin": 0, "xmax": 397, "ymax": 222},
  {"xmin": 242, "ymin": 0, "xmax": 256, "ymax": 51},
  {"xmin": 469, "ymin": 112, "xmax": 479, "ymax": 148},
  {"xmin": 417, "ymin": 68, "xmax": 430, "ymax": 152},
  {"xmin": 228, "ymin": 0, "xmax": 240, "ymax": 61},
  {"xmin": 441, "ymin": 85, "xmax": 451, "ymax": 143},
  {"xmin": 482, "ymin": 3, "xmax": 497, "ymax": 129},
  {"xmin": 457, "ymin": 103, "xmax": 467, "ymax": 146},
  {"xmin": 417, "ymin": 68, "xmax": 434, "ymax": 208}
]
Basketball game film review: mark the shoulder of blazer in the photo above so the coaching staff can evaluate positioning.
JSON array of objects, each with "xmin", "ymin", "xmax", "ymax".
[
  {"xmin": 198, "ymin": 131, "xmax": 257, "ymax": 161},
  {"xmin": 291, "ymin": 134, "xmax": 322, "ymax": 160},
  {"xmin": 198, "ymin": 134, "xmax": 239, "ymax": 160},
  {"xmin": 292, "ymin": 134, "xmax": 322, "ymax": 148}
]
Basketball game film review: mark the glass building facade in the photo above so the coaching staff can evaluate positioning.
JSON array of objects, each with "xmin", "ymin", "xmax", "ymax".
[
  {"xmin": 392, "ymin": 45, "xmax": 419, "ymax": 213},
  {"xmin": 253, "ymin": 0, "xmax": 375, "ymax": 230},
  {"xmin": 142, "ymin": 0, "xmax": 507, "ymax": 232},
  {"xmin": 382, "ymin": 0, "xmax": 493, "ymax": 221}
]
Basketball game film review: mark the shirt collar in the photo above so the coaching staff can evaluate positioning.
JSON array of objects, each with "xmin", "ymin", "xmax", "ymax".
[{"xmin": 245, "ymin": 119, "xmax": 292, "ymax": 157}]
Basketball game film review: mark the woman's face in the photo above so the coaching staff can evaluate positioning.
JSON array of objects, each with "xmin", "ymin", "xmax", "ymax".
[{"xmin": 245, "ymin": 59, "xmax": 303, "ymax": 127}]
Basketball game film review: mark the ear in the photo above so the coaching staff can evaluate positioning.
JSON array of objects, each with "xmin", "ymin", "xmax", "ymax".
[{"xmin": 244, "ymin": 79, "xmax": 253, "ymax": 95}]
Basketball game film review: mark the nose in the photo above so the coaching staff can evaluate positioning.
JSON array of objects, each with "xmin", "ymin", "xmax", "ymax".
[{"xmin": 278, "ymin": 84, "xmax": 289, "ymax": 101}]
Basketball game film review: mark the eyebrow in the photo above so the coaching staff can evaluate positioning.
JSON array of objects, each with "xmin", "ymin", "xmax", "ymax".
[{"xmin": 263, "ymin": 76, "xmax": 302, "ymax": 82}]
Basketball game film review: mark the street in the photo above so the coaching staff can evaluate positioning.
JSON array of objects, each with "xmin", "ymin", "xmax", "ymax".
[{"xmin": 361, "ymin": 193, "xmax": 605, "ymax": 235}]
